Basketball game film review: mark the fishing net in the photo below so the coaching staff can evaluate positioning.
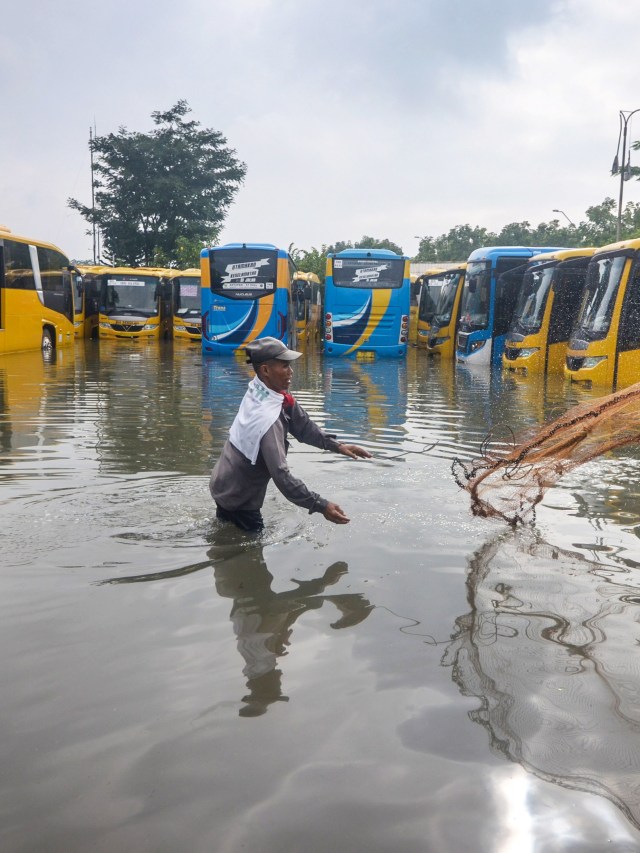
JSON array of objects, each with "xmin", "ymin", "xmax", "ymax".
[{"xmin": 452, "ymin": 381, "xmax": 640, "ymax": 524}]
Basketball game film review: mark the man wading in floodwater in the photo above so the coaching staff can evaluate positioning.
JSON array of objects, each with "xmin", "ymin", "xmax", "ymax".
[{"xmin": 210, "ymin": 337, "xmax": 371, "ymax": 532}]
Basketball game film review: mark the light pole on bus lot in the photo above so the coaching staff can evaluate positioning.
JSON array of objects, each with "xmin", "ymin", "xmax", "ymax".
[
  {"xmin": 611, "ymin": 108, "xmax": 640, "ymax": 241},
  {"xmin": 552, "ymin": 209, "xmax": 575, "ymax": 227}
]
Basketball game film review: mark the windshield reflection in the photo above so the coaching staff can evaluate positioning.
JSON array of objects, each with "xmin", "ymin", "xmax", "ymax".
[
  {"xmin": 459, "ymin": 262, "xmax": 491, "ymax": 331},
  {"xmin": 511, "ymin": 264, "xmax": 555, "ymax": 333},
  {"xmin": 573, "ymin": 255, "xmax": 627, "ymax": 340},
  {"xmin": 99, "ymin": 277, "xmax": 161, "ymax": 318},
  {"xmin": 433, "ymin": 270, "xmax": 463, "ymax": 326}
]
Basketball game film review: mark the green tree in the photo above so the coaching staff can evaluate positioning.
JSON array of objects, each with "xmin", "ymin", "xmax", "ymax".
[
  {"xmin": 69, "ymin": 101, "xmax": 246, "ymax": 267},
  {"xmin": 292, "ymin": 246, "xmax": 328, "ymax": 280},
  {"xmin": 354, "ymin": 235, "xmax": 404, "ymax": 254}
]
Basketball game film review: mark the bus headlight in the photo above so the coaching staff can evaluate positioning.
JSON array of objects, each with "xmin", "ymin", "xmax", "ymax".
[
  {"xmin": 432, "ymin": 335, "xmax": 450, "ymax": 346},
  {"xmin": 74, "ymin": 321, "xmax": 82, "ymax": 327},
  {"xmin": 582, "ymin": 355, "xmax": 607, "ymax": 369},
  {"xmin": 142, "ymin": 324, "xmax": 158, "ymax": 331},
  {"xmin": 514, "ymin": 347, "xmax": 540, "ymax": 358},
  {"xmin": 470, "ymin": 339, "xmax": 486, "ymax": 352},
  {"xmin": 99, "ymin": 322, "xmax": 111, "ymax": 328},
  {"xmin": 174, "ymin": 325, "xmax": 186, "ymax": 332}
]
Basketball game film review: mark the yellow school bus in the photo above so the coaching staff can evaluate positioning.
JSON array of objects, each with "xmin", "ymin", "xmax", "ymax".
[
  {"xmin": 80, "ymin": 266, "xmax": 173, "ymax": 340},
  {"xmin": 502, "ymin": 248, "xmax": 595, "ymax": 375},
  {"xmin": 565, "ymin": 238, "xmax": 640, "ymax": 388},
  {"xmin": 74, "ymin": 265, "xmax": 102, "ymax": 339},
  {"xmin": 165, "ymin": 268, "xmax": 201, "ymax": 341},
  {"xmin": 414, "ymin": 269, "xmax": 444, "ymax": 347},
  {"xmin": 423, "ymin": 264, "xmax": 467, "ymax": 358},
  {"xmin": 292, "ymin": 271, "xmax": 321, "ymax": 343},
  {"xmin": 0, "ymin": 226, "xmax": 75, "ymax": 355}
]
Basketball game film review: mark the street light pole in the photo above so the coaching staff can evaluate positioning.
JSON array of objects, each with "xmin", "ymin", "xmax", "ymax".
[
  {"xmin": 612, "ymin": 109, "xmax": 640, "ymax": 241},
  {"xmin": 552, "ymin": 208, "xmax": 575, "ymax": 227}
]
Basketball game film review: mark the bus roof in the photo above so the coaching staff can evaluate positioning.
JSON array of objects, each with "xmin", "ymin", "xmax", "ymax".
[
  {"xmin": 162, "ymin": 268, "xmax": 201, "ymax": 279},
  {"xmin": 293, "ymin": 271, "xmax": 321, "ymax": 284},
  {"xmin": 529, "ymin": 247, "xmax": 597, "ymax": 263},
  {"xmin": 331, "ymin": 248, "xmax": 408, "ymax": 260},
  {"xmin": 467, "ymin": 246, "xmax": 564, "ymax": 262},
  {"xmin": 79, "ymin": 266, "xmax": 173, "ymax": 276},
  {"xmin": 201, "ymin": 243, "xmax": 290, "ymax": 258},
  {"xmin": 0, "ymin": 225, "xmax": 68, "ymax": 257},
  {"xmin": 591, "ymin": 237, "xmax": 640, "ymax": 256}
]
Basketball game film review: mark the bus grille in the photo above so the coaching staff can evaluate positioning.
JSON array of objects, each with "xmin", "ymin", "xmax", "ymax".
[
  {"xmin": 566, "ymin": 356, "xmax": 585, "ymax": 371},
  {"xmin": 111, "ymin": 323, "xmax": 144, "ymax": 332}
]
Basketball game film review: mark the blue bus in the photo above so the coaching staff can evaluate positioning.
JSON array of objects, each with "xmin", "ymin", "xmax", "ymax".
[
  {"xmin": 323, "ymin": 249, "xmax": 411, "ymax": 358},
  {"xmin": 456, "ymin": 246, "xmax": 563, "ymax": 367},
  {"xmin": 201, "ymin": 243, "xmax": 295, "ymax": 355}
]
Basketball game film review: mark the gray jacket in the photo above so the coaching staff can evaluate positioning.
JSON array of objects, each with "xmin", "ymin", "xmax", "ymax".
[{"xmin": 210, "ymin": 401, "xmax": 341, "ymax": 514}]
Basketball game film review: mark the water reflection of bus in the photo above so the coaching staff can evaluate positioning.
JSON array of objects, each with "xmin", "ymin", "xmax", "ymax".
[
  {"xmin": 0, "ymin": 347, "xmax": 76, "ymax": 454},
  {"xmin": 292, "ymin": 271, "xmax": 320, "ymax": 343},
  {"xmin": 74, "ymin": 265, "xmax": 101, "ymax": 339},
  {"xmin": 81, "ymin": 266, "xmax": 172, "ymax": 340},
  {"xmin": 0, "ymin": 226, "xmax": 74, "ymax": 355},
  {"xmin": 456, "ymin": 246, "xmax": 561, "ymax": 367},
  {"xmin": 324, "ymin": 249, "xmax": 411, "ymax": 358},
  {"xmin": 565, "ymin": 238, "xmax": 640, "ymax": 388},
  {"xmin": 502, "ymin": 248, "xmax": 595, "ymax": 375},
  {"xmin": 424, "ymin": 264, "xmax": 466, "ymax": 359},
  {"xmin": 201, "ymin": 243, "xmax": 295, "ymax": 355},
  {"xmin": 165, "ymin": 268, "xmax": 201, "ymax": 341},
  {"xmin": 323, "ymin": 358, "xmax": 407, "ymax": 443}
]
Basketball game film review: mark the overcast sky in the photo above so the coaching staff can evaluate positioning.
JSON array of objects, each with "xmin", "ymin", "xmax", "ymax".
[{"xmin": 1, "ymin": 0, "xmax": 638, "ymax": 260}]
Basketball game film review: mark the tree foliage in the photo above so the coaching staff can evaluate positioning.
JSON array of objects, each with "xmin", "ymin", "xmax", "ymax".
[
  {"xmin": 414, "ymin": 197, "xmax": 640, "ymax": 262},
  {"xmin": 69, "ymin": 101, "xmax": 246, "ymax": 267}
]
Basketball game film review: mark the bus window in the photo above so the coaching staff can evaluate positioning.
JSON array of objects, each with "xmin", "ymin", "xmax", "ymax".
[
  {"xmin": 618, "ymin": 263, "xmax": 640, "ymax": 352},
  {"xmin": 574, "ymin": 255, "xmax": 626, "ymax": 340}
]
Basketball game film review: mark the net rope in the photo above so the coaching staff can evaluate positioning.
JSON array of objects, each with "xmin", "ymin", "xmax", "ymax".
[{"xmin": 452, "ymin": 381, "xmax": 640, "ymax": 524}]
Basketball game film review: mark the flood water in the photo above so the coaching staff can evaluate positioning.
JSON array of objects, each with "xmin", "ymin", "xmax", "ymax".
[{"xmin": 3, "ymin": 340, "xmax": 640, "ymax": 853}]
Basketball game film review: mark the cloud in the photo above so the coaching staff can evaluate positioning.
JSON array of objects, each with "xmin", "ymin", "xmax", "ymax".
[{"xmin": 0, "ymin": 0, "xmax": 638, "ymax": 259}]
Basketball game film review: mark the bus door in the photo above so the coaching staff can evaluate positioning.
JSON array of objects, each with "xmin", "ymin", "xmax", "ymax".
[
  {"xmin": 545, "ymin": 259, "xmax": 590, "ymax": 373},
  {"xmin": 614, "ymin": 257, "xmax": 640, "ymax": 388}
]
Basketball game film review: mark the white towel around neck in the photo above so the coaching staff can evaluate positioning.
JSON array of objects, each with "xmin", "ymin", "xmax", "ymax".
[{"xmin": 229, "ymin": 376, "xmax": 285, "ymax": 464}]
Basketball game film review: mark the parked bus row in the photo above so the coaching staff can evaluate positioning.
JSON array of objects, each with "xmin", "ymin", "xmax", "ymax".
[
  {"xmin": 5, "ymin": 224, "xmax": 640, "ymax": 388},
  {"xmin": 417, "ymin": 238, "xmax": 640, "ymax": 389}
]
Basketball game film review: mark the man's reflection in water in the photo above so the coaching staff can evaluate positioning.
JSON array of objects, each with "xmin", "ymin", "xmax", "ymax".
[
  {"xmin": 210, "ymin": 541, "xmax": 373, "ymax": 717},
  {"xmin": 440, "ymin": 529, "xmax": 640, "ymax": 830}
]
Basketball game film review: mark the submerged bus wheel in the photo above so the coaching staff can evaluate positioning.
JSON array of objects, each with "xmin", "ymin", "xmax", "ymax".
[{"xmin": 41, "ymin": 328, "xmax": 54, "ymax": 354}]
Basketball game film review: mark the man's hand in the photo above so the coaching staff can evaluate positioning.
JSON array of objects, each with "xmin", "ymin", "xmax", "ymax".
[
  {"xmin": 323, "ymin": 502, "xmax": 350, "ymax": 524},
  {"xmin": 338, "ymin": 444, "xmax": 372, "ymax": 460}
]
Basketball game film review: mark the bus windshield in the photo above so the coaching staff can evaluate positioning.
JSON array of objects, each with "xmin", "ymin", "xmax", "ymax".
[
  {"xmin": 210, "ymin": 248, "xmax": 278, "ymax": 300},
  {"xmin": 434, "ymin": 270, "xmax": 464, "ymax": 325},
  {"xmin": 99, "ymin": 276, "xmax": 161, "ymax": 317},
  {"xmin": 573, "ymin": 254, "xmax": 627, "ymax": 340},
  {"xmin": 511, "ymin": 263, "xmax": 555, "ymax": 334},
  {"xmin": 418, "ymin": 282, "xmax": 441, "ymax": 322},
  {"xmin": 459, "ymin": 261, "xmax": 491, "ymax": 330},
  {"xmin": 332, "ymin": 257, "xmax": 404, "ymax": 289},
  {"xmin": 175, "ymin": 277, "xmax": 201, "ymax": 316}
]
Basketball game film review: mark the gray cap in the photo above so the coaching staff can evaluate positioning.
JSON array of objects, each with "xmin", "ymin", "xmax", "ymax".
[{"xmin": 245, "ymin": 336, "xmax": 302, "ymax": 364}]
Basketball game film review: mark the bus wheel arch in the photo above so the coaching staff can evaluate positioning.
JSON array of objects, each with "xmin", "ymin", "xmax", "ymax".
[{"xmin": 41, "ymin": 325, "xmax": 55, "ymax": 354}]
